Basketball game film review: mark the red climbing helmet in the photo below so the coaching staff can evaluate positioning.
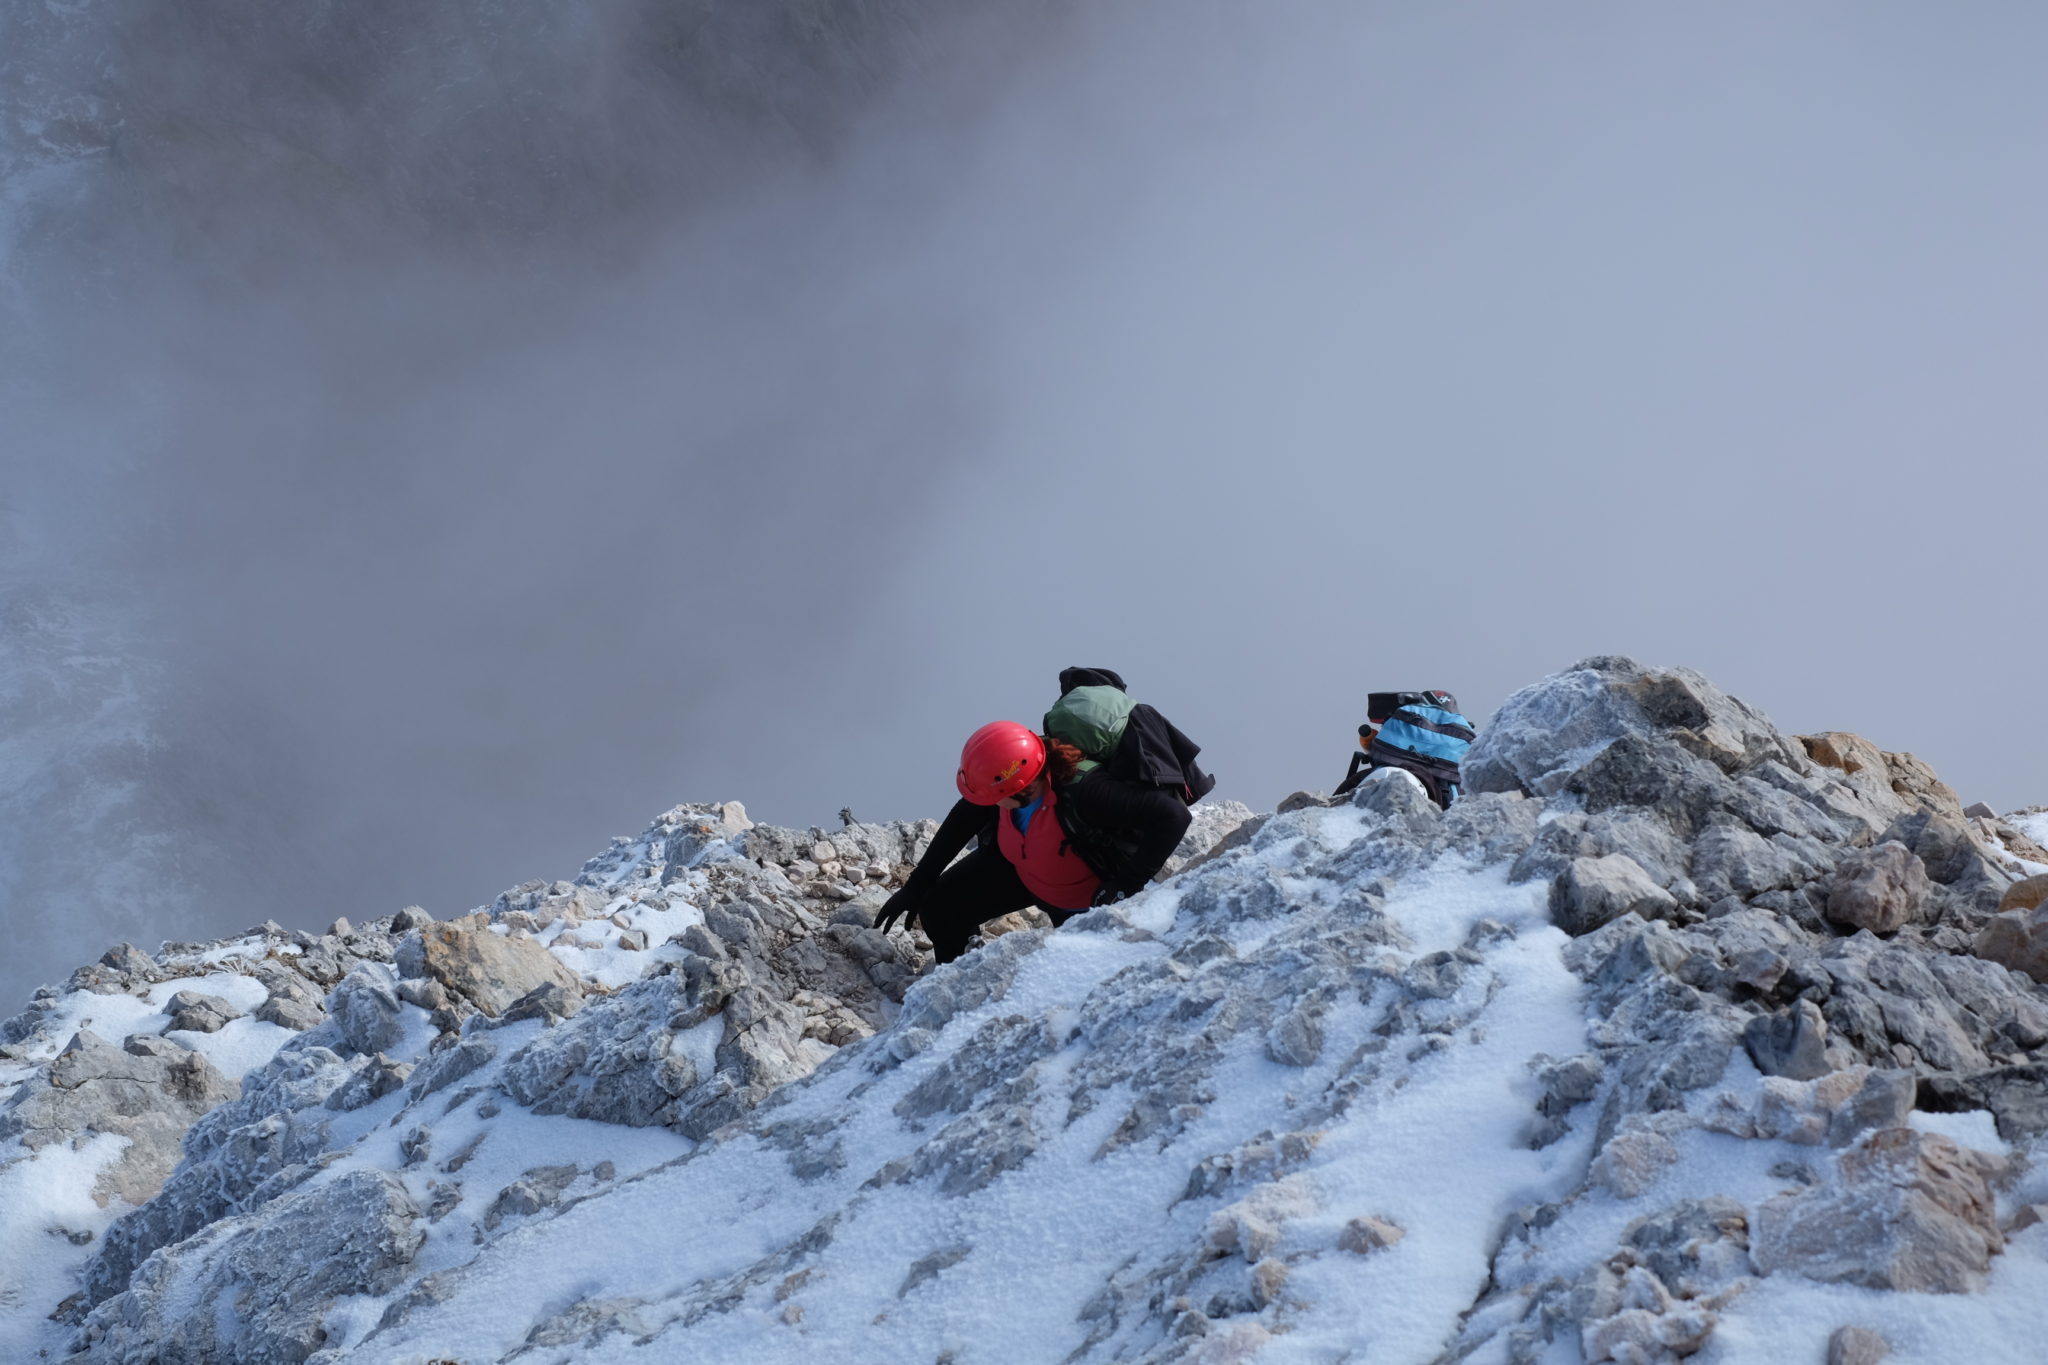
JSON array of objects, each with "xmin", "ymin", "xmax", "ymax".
[{"xmin": 956, "ymin": 721, "xmax": 1046, "ymax": 804}]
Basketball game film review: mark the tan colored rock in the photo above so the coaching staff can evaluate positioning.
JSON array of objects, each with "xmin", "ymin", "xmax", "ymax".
[
  {"xmin": 1754, "ymin": 1129, "xmax": 2004, "ymax": 1293},
  {"xmin": 1824, "ymin": 842, "xmax": 1930, "ymax": 934},
  {"xmin": 1583, "ymin": 1304, "xmax": 1717, "ymax": 1364},
  {"xmin": 1802, "ymin": 732, "xmax": 1883, "ymax": 776},
  {"xmin": 982, "ymin": 908, "xmax": 1054, "ymax": 939},
  {"xmin": 1975, "ymin": 905, "xmax": 2048, "ymax": 985},
  {"xmin": 1592, "ymin": 1129, "xmax": 1681, "ymax": 1199},
  {"xmin": 1800, "ymin": 734, "xmax": 1971, "ymax": 826},
  {"xmin": 418, "ymin": 919, "xmax": 583, "ymax": 1017},
  {"xmin": 1249, "ymin": 1257, "xmax": 1289, "ymax": 1308},
  {"xmin": 1795, "ymin": 732, "xmax": 1925, "ymax": 836},
  {"xmin": 1338, "ymin": 1215, "xmax": 1405, "ymax": 1254},
  {"xmin": 1993, "ymin": 822, "xmax": 2048, "ymax": 867},
  {"xmin": 1880, "ymin": 750, "xmax": 1965, "ymax": 820},
  {"xmin": 1827, "ymin": 1326, "xmax": 1890, "ymax": 1365},
  {"xmin": 1999, "ymin": 874, "xmax": 2048, "ymax": 914}
]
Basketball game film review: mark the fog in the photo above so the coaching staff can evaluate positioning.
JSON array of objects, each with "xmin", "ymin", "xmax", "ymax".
[{"xmin": 4, "ymin": 1, "xmax": 2045, "ymax": 1007}]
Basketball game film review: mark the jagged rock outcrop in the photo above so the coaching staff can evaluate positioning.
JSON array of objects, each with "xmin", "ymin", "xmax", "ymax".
[
  {"xmin": 33, "ymin": 793, "xmax": 1254, "ymax": 1355},
  {"xmin": 406, "ymin": 919, "xmax": 584, "ymax": 1018},
  {"xmin": 1412, "ymin": 659, "xmax": 2048, "ymax": 1363},
  {"xmin": 0, "ymin": 1030, "xmax": 238, "ymax": 1207},
  {"xmin": 70, "ymin": 1170, "xmax": 425, "ymax": 1364}
]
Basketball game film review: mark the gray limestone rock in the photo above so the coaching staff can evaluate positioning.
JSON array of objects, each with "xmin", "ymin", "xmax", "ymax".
[
  {"xmin": 99, "ymin": 942, "xmax": 158, "ymax": 979},
  {"xmin": 1754, "ymin": 1067, "xmax": 1916, "ymax": 1148},
  {"xmin": 1550, "ymin": 854, "xmax": 1678, "ymax": 936},
  {"xmin": 78, "ymin": 1043, "xmax": 361, "ymax": 1310},
  {"xmin": 390, "ymin": 905, "xmax": 434, "ymax": 932},
  {"xmin": 255, "ymin": 995, "xmax": 326, "ymax": 1031},
  {"xmin": 1975, "ymin": 903, "xmax": 2048, "ymax": 985},
  {"xmin": 164, "ymin": 990, "xmax": 242, "ymax": 1034},
  {"xmin": 0, "ymin": 1028, "xmax": 238, "ymax": 1207},
  {"xmin": 1689, "ymin": 825, "xmax": 1832, "ymax": 905},
  {"xmin": 1742, "ymin": 999, "xmax": 1830, "ymax": 1081},
  {"xmin": 1916, "ymin": 1064, "xmax": 2048, "ymax": 1142},
  {"xmin": 1878, "ymin": 810, "xmax": 2012, "ymax": 921},
  {"xmin": 1622, "ymin": 1197, "xmax": 1751, "ymax": 1299},
  {"xmin": 501, "ymin": 974, "xmax": 694, "ymax": 1127},
  {"xmin": 328, "ymin": 964, "xmax": 407, "ymax": 1057},
  {"xmin": 1161, "ymin": 800, "xmax": 1257, "ymax": 878},
  {"xmin": 71, "ymin": 1169, "xmax": 424, "ymax": 1364}
]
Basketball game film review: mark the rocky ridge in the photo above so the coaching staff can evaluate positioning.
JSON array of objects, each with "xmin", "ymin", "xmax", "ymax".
[
  {"xmin": 0, "ymin": 792, "xmax": 1246, "ymax": 1361},
  {"xmin": 0, "ymin": 659, "xmax": 2043, "ymax": 1364}
]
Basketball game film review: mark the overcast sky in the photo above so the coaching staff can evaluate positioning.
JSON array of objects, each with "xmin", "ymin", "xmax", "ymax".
[{"xmin": 4, "ymin": 1, "xmax": 2045, "ymax": 1006}]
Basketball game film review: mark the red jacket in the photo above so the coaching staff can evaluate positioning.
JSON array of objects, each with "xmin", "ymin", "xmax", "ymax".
[{"xmin": 996, "ymin": 783, "xmax": 1102, "ymax": 910}]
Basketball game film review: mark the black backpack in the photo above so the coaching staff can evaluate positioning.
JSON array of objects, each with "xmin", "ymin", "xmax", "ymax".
[
  {"xmin": 1048, "ymin": 667, "xmax": 1216, "ymax": 804},
  {"xmin": 1043, "ymin": 668, "xmax": 1215, "ymax": 891}
]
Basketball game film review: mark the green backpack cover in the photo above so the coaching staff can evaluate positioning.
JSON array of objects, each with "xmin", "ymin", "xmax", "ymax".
[{"xmin": 1044, "ymin": 685, "xmax": 1136, "ymax": 768}]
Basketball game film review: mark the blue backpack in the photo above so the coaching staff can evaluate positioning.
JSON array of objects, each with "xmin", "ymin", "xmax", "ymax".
[{"xmin": 1365, "ymin": 691, "xmax": 1475, "ymax": 808}]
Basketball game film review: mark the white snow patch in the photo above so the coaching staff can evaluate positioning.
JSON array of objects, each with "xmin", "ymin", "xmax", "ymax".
[
  {"xmin": 167, "ymin": 1016, "xmax": 294, "ymax": 1081},
  {"xmin": 1907, "ymin": 1107, "xmax": 2010, "ymax": 1157},
  {"xmin": 0, "ymin": 1131, "xmax": 131, "ymax": 1361}
]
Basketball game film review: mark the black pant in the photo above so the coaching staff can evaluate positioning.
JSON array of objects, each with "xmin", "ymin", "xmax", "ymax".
[{"xmin": 918, "ymin": 844, "xmax": 1079, "ymax": 963}]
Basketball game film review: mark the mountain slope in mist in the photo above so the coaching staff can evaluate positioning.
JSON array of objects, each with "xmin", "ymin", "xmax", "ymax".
[
  {"xmin": 0, "ymin": 0, "xmax": 1075, "ymax": 1010},
  {"xmin": 0, "ymin": 588, "xmax": 178, "ymax": 974},
  {"xmin": 5, "ymin": 660, "xmax": 2048, "ymax": 1365}
]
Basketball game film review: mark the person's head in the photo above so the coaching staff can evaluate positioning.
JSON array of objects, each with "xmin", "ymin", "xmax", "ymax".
[
  {"xmin": 957, "ymin": 723, "xmax": 1090, "ymax": 805},
  {"xmin": 956, "ymin": 721, "xmax": 1046, "ymax": 805}
]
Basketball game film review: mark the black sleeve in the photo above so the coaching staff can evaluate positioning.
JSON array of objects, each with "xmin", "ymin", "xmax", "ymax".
[
  {"xmin": 1066, "ymin": 775, "xmax": 1192, "ymax": 893},
  {"xmin": 901, "ymin": 797, "xmax": 997, "ymax": 896}
]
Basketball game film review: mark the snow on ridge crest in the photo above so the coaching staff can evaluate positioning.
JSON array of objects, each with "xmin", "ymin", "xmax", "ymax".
[{"xmin": 4, "ymin": 658, "xmax": 2048, "ymax": 1364}]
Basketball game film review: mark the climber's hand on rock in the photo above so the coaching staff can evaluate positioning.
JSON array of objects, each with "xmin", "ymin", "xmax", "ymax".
[{"xmin": 874, "ymin": 886, "xmax": 924, "ymax": 934}]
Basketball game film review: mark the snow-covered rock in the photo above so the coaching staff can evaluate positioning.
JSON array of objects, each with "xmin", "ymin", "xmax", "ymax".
[
  {"xmin": 4, "ymin": 661, "xmax": 2047, "ymax": 1364},
  {"xmin": 0, "ymin": 1029, "xmax": 237, "ymax": 1207},
  {"xmin": 1754, "ymin": 1128, "xmax": 2008, "ymax": 1293}
]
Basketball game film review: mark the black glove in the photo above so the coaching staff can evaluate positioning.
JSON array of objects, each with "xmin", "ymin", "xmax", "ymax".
[
  {"xmin": 874, "ymin": 885, "xmax": 927, "ymax": 934},
  {"xmin": 1090, "ymin": 885, "xmax": 1127, "ymax": 908}
]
